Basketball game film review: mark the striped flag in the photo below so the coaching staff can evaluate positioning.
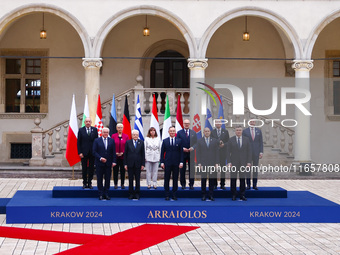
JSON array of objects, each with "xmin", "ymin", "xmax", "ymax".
[
  {"xmin": 109, "ymin": 94, "xmax": 117, "ymax": 136},
  {"xmin": 150, "ymin": 94, "xmax": 160, "ymax": 138},
  {"xmin": 162, "ymin": 95, "xmax": 171, "ymax": 140},
  {"xmin": 81, "ymin": 95, "xmax": 90, "ymax": 127},
  {"xmin": 94, "ymin": 95, "xmax": 104, "ymax": 137},
  {"xmin": 175, "ymin": 94, "xmax": 183, "ymax": 133},
  {"xmin": 193, "ymin": 99, "xmax": 202, "ymax": 140},
  {"xmin": 217, "ymin": 95, "xmax": 225, "ymax": 129},
  {"xmin": 65, "ymin": 95, "xmax": 80, "ymax": 166},
  {"xmin": 122, "ymin": 95, "xmax": 132, "ymax": 139},
  {"xmin": 134, "ymin": 95, "xmax": 144, "ymax": 140},
  {"xmin": 205, "ymin": 96, "xmax": 213, "ymax": 131}
]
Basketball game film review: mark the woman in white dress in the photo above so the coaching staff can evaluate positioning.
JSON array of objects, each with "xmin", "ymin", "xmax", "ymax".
[{"xmin": 144, "ymin": 127, "xmax": 162, "ymax": 189}]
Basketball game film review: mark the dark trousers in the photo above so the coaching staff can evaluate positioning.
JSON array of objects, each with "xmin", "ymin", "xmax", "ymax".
[
  {"xmin": 81, "ymin": 154, "xmax": 95, "ymax": 185},
  {"xmin": 246, "ymin": 157, "xmax": 259, "ymax": 188},
  {"xmin": 128, "ymin": 166, "xmax": 141, "ymax": 196},
  {"xmin": 96, "ymin": 165, "xmax": 112, "ymax": 196},
  {"xmin": 230, "ymin": 168, "xmax": 246, "ymax": 197},
  {"xmin": 164, "ymin": 165, "xmax": 179, "ymax": 197},
  {"xmin": 180, "ymin": 155, "xmax": 194, "ymax": 187},
  {"xmin": 201, "ymin": 174, "xmax": 214, "ymax": 198},
  {"xmin": 113, "ymin": 158, "xmax": 125, "ymax": 186}
]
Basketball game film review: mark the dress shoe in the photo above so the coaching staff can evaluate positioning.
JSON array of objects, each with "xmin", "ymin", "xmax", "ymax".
[
  {"xmin": 165, "ymin": 196, "xmax": 170, "ymax": 201},
  {"xmin": 253, "ymin": 186, "xmax": 258, "ymax": 190},
  {"xmin": 83, "ymin": 184, "xmax": 87, "ymax": 189},
  {"xmin": 209, "ymin": 196, "xmax": 215, "ymax": 201},
  {"xmin": 172, "ymin": 196, "xmax": 178, "ymax": 201},
  {"xmin": 220, "ymin": 186, "xmax": 226, "ymax": 190},
  {"xmin": 202, "ymin": 195, "xmax": 206, "ymax": 201},
  {"xmin": 105, "ymin": 195, "xmax": 110, "ymax": 200},
  {"xmin": 135, "ymin": 194, "xmax": 140, "ymax": 200},
  {"xmin": 153, "ymin": 185, "xmax": 157, "ymax": 189},
  {"xmin": 121, "ymin": 185, "xmax": 125, "ymax": 189},
  {"xmin": 114, "ymin": 185, "xmax": 118, "ymax": 189},
  {"xmin": 246, "ymin": 186, "xmax": 251, "ymax": 190},
  {"xmin": 189, "ymin": 185, "xmax": 194, "ymax": 190},
  {"xmin": 240, "ymin": 196, "xmax": 247, "ymax": 201},
  {"xmin": 128, "ymin": 195, "xmax": 134, "ymax": 200},
  {"xmin": 214, "ymin": 185, "xmax": 217, "ymax": 190},
  {"xmin": 88, "ymin": 184, "xmax": 93, "ymax": 189},
  {"xmin": 232, "ymin": 195, "xmax": 237, "ymax": 201},
  {"xmin": 181, "ymin": 185, "xmax": 185, "ymax": 190},
  {"xmin": 99, "ymin": 196, "xmax": 104, "ymax": 200},
  {"xmin": 147, "ymin": 185, "xmax": 151, "ymax": 189}
]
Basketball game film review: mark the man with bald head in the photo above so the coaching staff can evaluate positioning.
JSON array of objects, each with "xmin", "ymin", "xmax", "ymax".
[{"xmin": 77, "ymin": 117, "xmax": 98, "ymax": 189}]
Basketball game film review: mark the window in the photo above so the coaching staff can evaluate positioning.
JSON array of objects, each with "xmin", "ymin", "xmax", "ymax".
[
  {"xmin": 325, "ymin": 51, "xmax": 340, "ymax": 120},
  {"xmin": 10, "ymin": 143, "xmax": 32, "ymax": 159},
  {"xmin": 1, "ymin": 50, "xmax": 48, "ymax": 114}
]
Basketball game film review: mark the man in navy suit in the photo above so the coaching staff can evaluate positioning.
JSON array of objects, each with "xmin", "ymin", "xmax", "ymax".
[
  {"xmin": 196, "ymin": 128, "xmax": 219, "ymax": 201},
  {"xmin": 124, "ymin": 130, "xmax": 145, "ymax": 200},
  {"xmin": 242, "ymin": 120, "xmax": 263, "ymax": 190},
  {"xmin": 161, "ymin": 126, "xmax": 184, "ymax": 200},
  {"xmin": 177, "ymin": 119, "xmax": 197, "ymax": 190},
  {"xmin": 211, "ymin": 119, "xmax": 229, "ymax": 190},
  {"xmin": 93, "ymin": 127, "xmax": 116, "ymax": 200},
  {"xmin": 226, "ymin": 126, "xmax": 252, "ymax": 201},
  {"xmin": 77, "ymin": 117, "xmax": 98, "ymax": 189}
]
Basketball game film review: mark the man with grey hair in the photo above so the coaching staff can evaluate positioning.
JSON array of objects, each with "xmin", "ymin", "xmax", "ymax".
[{"xmin": 124, "ymin": 129, "xmax": 145, "ymax": 200}]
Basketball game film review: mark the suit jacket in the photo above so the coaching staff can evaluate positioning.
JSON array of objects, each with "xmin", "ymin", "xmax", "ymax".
[
  {"xmin": 176, "ymin": 129, "xmax": 197, "ymax": 160},
  {"xmin": 160, "ymin": 137, "xmax": 184, "ymax": 167},
  {"xmin": 196, "ymin": 136, "xmax": 219, "ymax": 166},
  {"xmin": 77, "ymin": 126, "xmax": 98, "ymax": 156},
  {"xmin": 242, "ymin": 127, "xmax": 263, "ymax": 157},
  {"xmin": 93, "ymin": 136, "xmax": 116, "ymax": 167},
  {"xmin": 123, "ymin": 139, "xmax": 145, "ymax": 168},
  {"xmin": 211, "ymin": 128, "xmax": 229, "ymax": 163},
  {"xmin": 226, "ymin": 136, "xmax": 252, "ymax": 166}
]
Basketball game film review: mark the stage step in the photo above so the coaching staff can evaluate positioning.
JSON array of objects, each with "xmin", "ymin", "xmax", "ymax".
[
  {"xmin": 52, "ymin": 186, "xmax": 287, "ymax": 198},
  {"xmin": 6, "ymin": 190, "xmax": 340, "ymax": 223},
  {"xmin": 0, "ymin": 198, "xmax": 10, "ymax": 214}
]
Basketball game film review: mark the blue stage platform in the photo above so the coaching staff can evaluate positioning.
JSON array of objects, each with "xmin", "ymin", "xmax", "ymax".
[
  {"xmin": 52, "ymin": 186, "xmax": 287, "ymax": 198},
  {"xmin": 0, "ymin": 198, "xmax": 10, "ymax": 214},
  {"xmin": 6, "ymin": 189, "xmax": 340, "ymax": 223}
]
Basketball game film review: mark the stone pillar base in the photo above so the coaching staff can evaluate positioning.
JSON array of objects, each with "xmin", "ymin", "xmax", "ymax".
[{"xmin": 29, "ymin": 158, "xmax": 45, "ymax": 166}]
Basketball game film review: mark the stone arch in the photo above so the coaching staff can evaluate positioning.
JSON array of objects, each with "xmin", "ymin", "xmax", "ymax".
[
  {"xmin": 139, "ymin": 39, "xmax": 189, "ymax": 87},
  {"xmin": 199, "ymin": 7, "xmax": 302, "ymax": 60},
  {"xmin": 0, "ymin": 3, "xmax": 91, "ymax": 57},
  {"xmin": 305, "ymin": 9, "xmax": 340, "ymax": 60},
  {"xmin": 93, "ymin": 5, "xmax": 196, "ymax": 58}
]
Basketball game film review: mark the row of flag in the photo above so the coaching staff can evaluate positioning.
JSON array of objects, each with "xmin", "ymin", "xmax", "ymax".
[{"xmin": 65, "ymin": 93, "xmax": 225, "ymax": 167}]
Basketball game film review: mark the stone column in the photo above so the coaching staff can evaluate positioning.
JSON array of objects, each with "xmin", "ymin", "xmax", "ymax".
[
  {"xmin": 29, "ymin": 118, "xmax": 45, "ymax": 166},
  {"xmin": 82, "ymin": 58, "xmax": 102, "ymax": 124},
  {"xmin": 187, "ymin": 59, "xmax": 208, "ymax": 126},
  {"xmin": 292, "ymin": 60, "xmax": 313, "ymax": 163}
]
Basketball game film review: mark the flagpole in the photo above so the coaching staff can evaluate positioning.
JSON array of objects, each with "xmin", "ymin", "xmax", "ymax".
[{"xmin": 69, "ymin": 166, "xmax": 77, "ymax": 180}]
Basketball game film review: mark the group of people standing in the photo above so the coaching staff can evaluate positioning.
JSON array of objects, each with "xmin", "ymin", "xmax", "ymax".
[{"xmin": 77, "ymin": 117, "xmax": 263, "ymax": 201}]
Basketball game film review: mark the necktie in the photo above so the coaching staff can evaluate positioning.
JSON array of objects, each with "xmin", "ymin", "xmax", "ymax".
[
  {"xmin": 206, "ymin": 138, "xmax": 209, "ymax": 147},
  {"xmin": 185, "ymin": 129, "xmax": 188, "ymax": 138},
  {"xmin": 251, "ymin": 127, "xmax": 255, "ymax": 141},
  {"xmin": 134, "ymin": 140, "xmax": 137, "ymax": 148},
  {"xmin": 87, "ymin": 128, "xmax": 90, "ymax": 136},
  {"xmin": 217, "ymin": 129, "xmax": 221, "ymax": 138},
  {"xmin": 104, "ymin": 138, "xmax": 107, "ymax": 150},
  {"xmin": 237, "ymin": 137, "xmax": 241, "ymax": 148},
  {"xmin": 171, "ymin": 138, "xmax": 174, "ymax": 146}
]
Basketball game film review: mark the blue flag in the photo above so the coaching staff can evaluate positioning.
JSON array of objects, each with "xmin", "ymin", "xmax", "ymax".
[
  {"xmin": 134, "ymin": 95, "xmax": 144, "ymax": 140},
  {"xmin": 217, "ymin": 95, "xmax": 225, "ymax": 129},
  {"xmin": 109, "ymin": 94, "xmax": 117, "ymax": 136},
  {"xmin": 205, "ymin": 97, "xmax": 213, "ymax": 131}
]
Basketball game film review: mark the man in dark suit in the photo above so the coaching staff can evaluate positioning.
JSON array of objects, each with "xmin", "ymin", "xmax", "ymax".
[
  {"xmin": 77, "ymin": 117, "xmax": 98, "ymax": 189},
  {"xmin": 242, "ymin": 120, "xmax": 264, "ymax": 190},
  {"xmin": 161, "ymin": 126, "xmax": 184, "ymax": 200},
  {"xmin": 211, "ymin": 119, "xmax": 229, "ymax": 190},
  {"xmin": 124, "ymin": 129, "xmax": 145, "ymax": 200},
  {"xmin": 196, "ymin": 128, "xmax": 219, "ymax": 201},
  {"xmin": 177, "ymin": 119, "xmax": 197, "ymax": 190},
  {"xmin": 93, "ymin": 127, "xmax": 116, "ymax": 200},
  {"xmin": 226, "ymin": 125, "xmax": 252, "ymax": 201}
]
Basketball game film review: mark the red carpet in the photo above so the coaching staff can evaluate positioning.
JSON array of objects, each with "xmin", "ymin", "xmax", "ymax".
[
  {"xmin": 57, "ymin": 224, "xmax": 199, "ymax": 255},
  {"xmin": 0, "ymin": 226, "xmax": 104, "ymax": 244}
]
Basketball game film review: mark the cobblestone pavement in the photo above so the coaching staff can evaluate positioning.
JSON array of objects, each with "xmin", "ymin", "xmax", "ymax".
[{"xmin": 0, "ymin": 178, "xmax": 339, "ymax": 255}]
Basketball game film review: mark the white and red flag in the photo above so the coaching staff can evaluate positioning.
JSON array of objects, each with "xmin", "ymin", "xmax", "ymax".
[
  {"xmin": 149, "ymin": 94, "xmax": 160, "ymax": 137},
  {"xmin": 65, "ymin": 94, "xmax": 80, "ymax": 166},
  {"xmin": 94, "ymin": 95, "xmax": 104, "ymax": 137},
  {"xmin": 175, "ymin": 94, "xmax": 183, "ymax": 133}
]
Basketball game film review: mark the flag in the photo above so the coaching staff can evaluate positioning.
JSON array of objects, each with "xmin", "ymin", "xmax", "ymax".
[
  {"xmin": 205, "ymin": 96, "xmax": 213, "ymax": 131},
  {"xmin": 94, "ymin": 95, "xmax": 104, "ymax": 137},
  {"xmin": 109, "ymin": 94, "xmax": 117, "ymax": 136},
  {"xmin": 162, "ymin": 95, "xmax": 172, "ymax": 140},
  {"xmin": 193, "ymin": 100, "xmax": 202, "ymax": 140},
  {"xmin": 175, "ymin": 94, "xmax": 183, "ymax": 133},
  {"xmin": 81, "ymin": 95, "xmax": 90, "ymax": 127},
  {"xmin": 217, "ymin": 95, "xmax": 225, "ymax": 129},
  {"xmin": 122, "ymin": 95, "xmax": 132, "ymax": 139},
  {"xmin": 65, "ymin": 95, "xmax": 80, "ymax": 166},
  {"xmin": 150, "ymin": 94, "xmax": 160, "ymax": 138},
  {"xmin": 134, "ymin": 95, "xmax": 144, "ymax": 140}
]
